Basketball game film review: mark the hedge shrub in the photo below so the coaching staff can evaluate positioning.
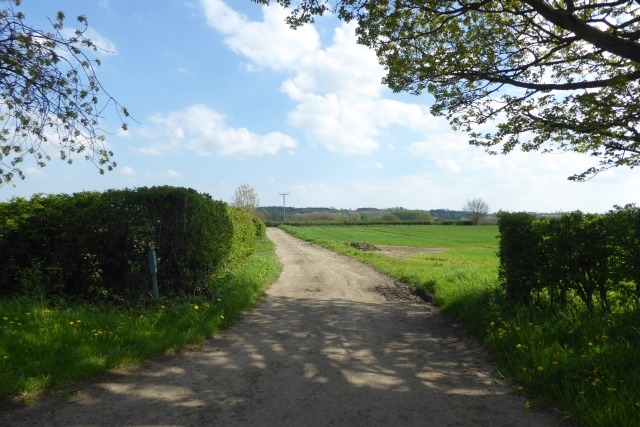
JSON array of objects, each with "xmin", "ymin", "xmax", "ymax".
[
  {"xmin": 498, "ymin": 206, "xmax": 640, "ymax": 311},
  {"xmin": 252, "ymin": 217, "xmax": 266, "ymax": 239},
  {"xmin": 0, "ymin": 187, "xmax": 256, "ymax": 300}
]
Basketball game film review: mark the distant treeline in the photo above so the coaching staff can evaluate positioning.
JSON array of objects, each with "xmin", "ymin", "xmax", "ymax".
[{"xmin": 257, "ymin": 206, "xmax": 476, "ymax": 223}]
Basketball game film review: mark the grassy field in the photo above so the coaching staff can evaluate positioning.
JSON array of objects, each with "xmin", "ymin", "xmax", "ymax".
[
  {"xmin": 0, "ymin": 237, "xmax": 282, "ymax": 401},
  {"xmin": 281, "ymin": 225, "xmax": 640, "ymax": 427}
]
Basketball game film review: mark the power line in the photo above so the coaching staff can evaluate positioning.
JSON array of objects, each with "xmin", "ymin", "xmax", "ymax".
[{"xmin": 279, "ymin": 192, "xmax": 289, "ymax": 223}]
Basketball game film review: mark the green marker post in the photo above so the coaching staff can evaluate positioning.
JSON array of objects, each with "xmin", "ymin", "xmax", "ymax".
[{"xmin": 148, "ymin": 250, "xmax": 159, "ymax": 302}]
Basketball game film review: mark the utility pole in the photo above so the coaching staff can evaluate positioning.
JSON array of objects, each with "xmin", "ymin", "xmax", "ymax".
[{"xmin": 279, "ymin": 192, "xmax": 289, "ymax": 223}]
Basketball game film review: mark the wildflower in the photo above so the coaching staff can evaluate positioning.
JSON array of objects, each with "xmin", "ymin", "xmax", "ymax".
[
  {"xmin": 194, "ymin": 305, "xmax": 199, "ymax": 310},
  {"xmin": 217, "ymin": 299, "xmax": 221, "ymax": 302},
  {"xmin": 537, "ymin": 366, "xmax": 544, "ymax": 371},
  {"xmin": 69, "ymin": 321, "xmax": 74, "ymax": 325},
  {"xmin": 581, "ymin": 354, "xmax": 586, "ymax": 358},
  {"xmin": 14, "ymin": 318, "xmax": 18, "ymax": 320},
  {"xmin": 522, "ymin": 368, "xmax": 527, "ymax": 372},
  {"xmin": 3, "ymin": 356, "xmax": 7, "ymax": 359},
  {"xmin": 490, "ymin": 322, "xmax": 495, "ymax": 327},
  {"xmin": 161, "ymin": 306, "xmax": 165, "ymax": 309},
  {"xmin": 527, "ymin": 322, "xmax": 533, "ymax": 326},
  {"xmin": 601, "ymin": 335, "xmax": 608, "ymax": 340},
  {"xmin": 495, "ymin": 311, "xmax": 500, "ymax": 315},
  {"xmin": 26, "ymin": 313, "xmax": 31, "ymax": 316},
  {"xmin": 2, "ymin": 317, "xmax": 7, "ymax": 321},
  {"xmin": 145, "ymin": 332, "xmax": 151, "ymax": 335},
  {"xmin": 9, "ymin": 321, "xmax": 13, "ymax": 324},
  {"xmin": 220, "ymin": 315, "xmax": 225, "ymax": 319},
  {"xmin": 579, "ymin": 391, "xmax": 585, "ymax": 395},
  {"xmin": 592, "ymin": 381, "xmax": 597, "ymax": 386},
  {"xmin": 44, "ymin": 310, "xmax": 50, "ymax": 313},
  {"xmin": 517, "ymin": 386, "xmax": 523, "ymax": 390},
  {"xmin": 552, "ymin": 361, "xmax": 559, "ymax": 365},
  {"xmin": 607, "ymin": 387, "xmax": 616, "ymax": 392},
  {"xmin": 515, "ymin": 327, "xmax": 520, "ymax": 331},
  {"xmin": 588, "ymin": 342, "xmax": 592, "ymax": 346},
  {"xmin": 17, "ymin": 323, "xmax": 21, "ymax": 326},
  {"xmin": 525, "ymin": 402, "xmax": 531, "ymax": 409}
]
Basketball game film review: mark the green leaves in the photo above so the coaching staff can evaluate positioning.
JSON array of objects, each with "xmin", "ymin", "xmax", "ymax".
[
  {"xmin": 0, "ymin": 1, "xmax": 131, "ymax": 184},
  {"xmin": 262, "ymin": 0, "xmax": 640, "ymax": 180}
]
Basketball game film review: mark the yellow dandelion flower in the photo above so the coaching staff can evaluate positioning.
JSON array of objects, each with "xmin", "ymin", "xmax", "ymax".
[
  {"xmin": 44, "ymin": 310, "xmax": 50, "ymax": 313},
  {"xmin": 2, "ymin": 317, "xmax": 7, "ymax": 321},
  {"xmin": 217, "ymin": 298, "xmax": 221, "ymax": 302},
  {"xmin": 26, "ymin": 313, "xmax": 31, "ymax": 316},
  {"xmin": 161, "ymin": 306, "xmax": 165, "ymax": 309},
  {"xmin": 515, "ymin": 327, "xmax": 520, "ymax": 331},
  {"xmin": 3, "ymin": 356, "xmax": 7, "ymax": 359},
  {"xmin": 537, "ymin": 366, "xmax": 544, "ymax": 371},
  {"xmin": 527, "ymin": 322, "xmax": 533, "ymax": 326},
  {"xmin": 525, "ymin": 402, "xmax": 531, "ymax": 409},
  {"xmin": 516, "ymin": 344, "xmax": 522, "ymax": 349},
  {"xmin": 601, "ymin": 335, "xmax": 608, "ymax": 340},
  {"xmin": 552, "ymin": 361, "xmax": 559, "ymax": 365},
  {"xmin": 220, "ymin": 315, "xmax": 224, "ymax": 319},
  {"xmin": 17, "ymin": 323, "xmax": 21, "ymax": 326},
  {"xmin": 579, "ymin": 391, "xmax": 585, "ymax": 395},
  {"xmin": 14, "ymin": 318, "xmax": 18, "ymax": 320},
  {"xmin": 145, "ymin": 332, "xmax": 151, "ymax": 335},
  {"xmin": 607, "ymin": 388, "xmax": 616, "ymax": 392},
  {"xmin": 194, "ymin": 305, "xmax": 199, "ymax": 310},
  {"xmin": 76, "ymin": 320, "xmax": 81, "ymax": 323},
  {"xmin": 522, "ymin": 367, "xmax": 527, "ymax": 372},
  {"xmin": 9, "ymin": 321, "xmax": 13, "ymax": 324},
  {"xmin": 517, "ymin": 386, "xmax": 523, "ymax": 390},
  {"xmin": 490, "ymin": 322, "xmax": 495, "ymax": 327},
  {"xmin": 592, "ymin": 381, "xmax": 597, "ymax": 386},
  {"xmin": 69, "ymin": 321, "xmax": 74, "ymax": 325}
]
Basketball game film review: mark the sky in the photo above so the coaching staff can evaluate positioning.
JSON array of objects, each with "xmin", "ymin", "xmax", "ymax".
[{"xmin": 2, "ymin": 0, "xmax": 638, "ymax": 212}]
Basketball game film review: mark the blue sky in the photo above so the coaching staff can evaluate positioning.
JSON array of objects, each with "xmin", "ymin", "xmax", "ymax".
[{"xmin": 2, "ymin": 0, "xmax": 638, "ymax": 212}]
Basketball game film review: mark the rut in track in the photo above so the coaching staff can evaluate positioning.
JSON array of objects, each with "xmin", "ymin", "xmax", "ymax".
[{"xmin": 2, "ymin": 228, "xmax": 571, "ymax": 427}]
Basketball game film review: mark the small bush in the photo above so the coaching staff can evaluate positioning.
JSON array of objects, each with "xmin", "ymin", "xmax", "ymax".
[{"xmin": 252, "ymin": 217, "xmax": 267, "ymax": 239}]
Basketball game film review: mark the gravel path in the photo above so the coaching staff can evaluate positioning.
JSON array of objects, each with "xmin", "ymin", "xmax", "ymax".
[{"xmin": 2, "ymin": 228, "xmax": 569, "ymax": 426}]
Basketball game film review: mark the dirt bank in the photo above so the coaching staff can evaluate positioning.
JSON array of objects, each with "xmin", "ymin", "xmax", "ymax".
[{"xmin": 1, "ymin": 228, "xmax": 570, "ymax": 426}]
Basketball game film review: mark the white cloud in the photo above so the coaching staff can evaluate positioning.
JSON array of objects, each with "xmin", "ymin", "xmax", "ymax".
[
  {"xmin": 147, "ymin": 170, "xmax": 183, "ymax": 178},
  {"xmin": 25, "ymin": 167, "xmax": 45, "ymax": 177},
  {"xmin": 375, "ymin": 162, "xmax": 384, "ymax": 169},
  {"xmin": 202, "ymin": 0, "xmax": 434, "ymax": 155},
  {"xmin": 120, "ymin": 166, "xmax": 136, "ymax": 175},
  {"xmin": 133, "ymin": 104, "xmax": 297, "ymax": 156},
  {"xmin": 178, "ymin": 67, "xmax": 189, "ymax": 74},
  {"xmin": 61, "ymin": 27, "xmax": 117, "ymax": 56},
  {"xmin": 436, "ymin": 159, "xmax": 461, "ymax": 172}
]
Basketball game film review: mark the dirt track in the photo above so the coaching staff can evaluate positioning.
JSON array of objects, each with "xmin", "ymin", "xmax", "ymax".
[{"xmin": 2, "ymin": 228, "xmax": 569, "ymax": 426}]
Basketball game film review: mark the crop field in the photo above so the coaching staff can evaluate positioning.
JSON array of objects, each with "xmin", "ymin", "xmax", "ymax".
[{"xmin": 281, "ymin": 225, "xmax": 640, "ymax": 427}]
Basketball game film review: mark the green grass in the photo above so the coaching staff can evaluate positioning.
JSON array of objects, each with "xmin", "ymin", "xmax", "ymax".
[
  {"xmin": 0, "ymin": 237, "xmax": 282, "ymax": 400},
  {"xmin": 280, "ymin": 225, "xmax": 640, "ymax": 427}
]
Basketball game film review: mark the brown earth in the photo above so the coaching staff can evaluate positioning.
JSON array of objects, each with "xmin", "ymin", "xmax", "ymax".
[{"xmin": 1, "ymin": 228, "xmax": 572, "ymax": 427}]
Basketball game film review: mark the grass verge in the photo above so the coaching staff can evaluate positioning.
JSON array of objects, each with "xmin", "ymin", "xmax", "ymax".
[
  {"xmin": 280, "ymin": 225, "xmax": 640, "ymax": 427},
  {"xmin": 0, "ymin": 237, "xmax": 281, "ymax": 400}
]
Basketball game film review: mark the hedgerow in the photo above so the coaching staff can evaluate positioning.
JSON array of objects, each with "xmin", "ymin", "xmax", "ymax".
[
  {"xmin": 0, "ymin": 186, "xmax": 256, "ymax": 301},
  {"xmin": 498, "ymin": 206, "xmax": 640, "ymax": 311}
]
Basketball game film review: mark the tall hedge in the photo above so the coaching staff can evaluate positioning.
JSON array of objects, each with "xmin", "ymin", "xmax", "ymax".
[
  {"xmin": 498, "ymin": 206, "xmax": 640, "ymax": 311},
  {"xmin": 0, "ymin": 186, "xmax": 256, "ymax": 299}
]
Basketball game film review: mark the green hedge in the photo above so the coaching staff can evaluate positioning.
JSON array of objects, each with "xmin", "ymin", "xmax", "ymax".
[
  {"xmin": 498, "ymin": 206, "xmax": 640, "ymax": 311},
  {"xmin": 0, "ymin": 187, "xmax": 256, "ymax": 300},
  {"xmin": 252, "ymin": 217, "xmax": 266, "ymax": 239}
]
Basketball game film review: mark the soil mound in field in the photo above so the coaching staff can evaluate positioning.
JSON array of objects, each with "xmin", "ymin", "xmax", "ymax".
[{"xmin": 346, "ymin": 241, "xmax": 380, "ymax": 251}]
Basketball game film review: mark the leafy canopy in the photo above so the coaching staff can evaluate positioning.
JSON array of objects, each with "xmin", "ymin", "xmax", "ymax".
[
  {"xmin": 0, "ymin": 0, "xmax": 129, "ymax": 186},
  {"xmin": 254, "ymin": 0, "xmax": 640, "ymax": 180}
]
